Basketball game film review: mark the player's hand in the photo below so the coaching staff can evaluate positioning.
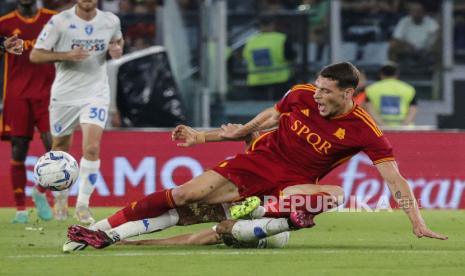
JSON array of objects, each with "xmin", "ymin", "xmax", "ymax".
[
  {"xmin": 171, "ymin": 124, "xmax": 204, "ymax": 147},
  {"xmin": 4, "ymin": 34, "xmax": 24, "ymax": 55},
  {"xmin": 109, "ymin": 40, "xmax": 123, "ymax": 59},
  {"xmin": 66, "ymin": 46, "xmax": 89, "ymax": 62},
  {"xmin": 412, "ymin": 222, "xmax": 448, "ymax": 240},
  {"xmin": 219, "ymin": 123, "xmax": 250, "ymax": 141}
]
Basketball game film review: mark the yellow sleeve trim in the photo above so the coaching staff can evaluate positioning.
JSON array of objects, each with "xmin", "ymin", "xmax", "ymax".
[
  {"xmin": 354, "ymin": 108, "xmax": 383, "ymax": 137},
  {"xmin": 41, "ymin": 8, "xmax": 58, "ymax": 15},
  {"xmin": 291, "ymin": 84, "xmax": 316, "ymax": 93},
  {"xmin": 373, "ymin": 157, "xmax": 395, "ymax": 165},
  {"xmin": 0, "ymin": 12, "xmax": 16, "ymax": 23}
]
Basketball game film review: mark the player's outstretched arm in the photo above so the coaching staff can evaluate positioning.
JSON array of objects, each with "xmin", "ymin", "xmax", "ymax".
[
  {"xmin": 172, "ymin": 124, "xmax": 255, "ymax": 147},
  {"xmin": 118, "ymin": 229, "xmax": 220, "ymax": 246},
  {"xmin": 375, "ymin": 161, "xmax": 448, "ymax": 240},
  {"xmin": 30, "ymin": 46, "xmax": 90, "ymax": 64},
  {"xmin": 220, "ymin": 106, "xmax": 280, "ymax": 140}
]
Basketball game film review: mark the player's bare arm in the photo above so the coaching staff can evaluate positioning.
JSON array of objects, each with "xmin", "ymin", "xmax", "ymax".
[
  {"xmin": 219, "ymin": 106, "xmax": 281, "ymax": 140},
  {"xmin": 108, "ymin": 38, "xmax": 124, "ymax": 59},
  {"xmin": 30, "ymin": 46, "xmax": 90, "ymax": 63},
  {"xmin": 172, "ymin": 124, "xmax": 258, "ymax": 147},
  {"xmin": 376, "ymin": 161, "xmax": 447, "ymax": 240},
  {"xmin": 1, "ymin": 34, "xmax": 24, "ymax": 55}
]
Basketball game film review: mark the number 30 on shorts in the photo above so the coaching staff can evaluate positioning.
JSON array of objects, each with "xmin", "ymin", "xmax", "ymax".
[{"xmin": 89, "ymin": 107, "xmax": 106, "ymax": 122}]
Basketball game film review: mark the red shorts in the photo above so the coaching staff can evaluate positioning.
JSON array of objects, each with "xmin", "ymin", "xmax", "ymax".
[
  {"xmin": 212, "ymin": 149, "xmax": 311, "ymax": 199},
  {"xmin": 1, "ymin": 97, "xmax": 50, "ymax": 140}
]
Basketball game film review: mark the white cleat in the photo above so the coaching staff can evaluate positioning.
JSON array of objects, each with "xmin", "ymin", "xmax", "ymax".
[
  {"xmin": 62, "ymin": 240, "xmax": 87, "ymax": 253},
  {"xmin": 74, "ymin": 206, "xmax": 95, "ymax": 225}
]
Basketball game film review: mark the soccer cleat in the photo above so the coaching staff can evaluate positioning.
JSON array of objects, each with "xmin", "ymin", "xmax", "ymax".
[
  {"xmin": 288, "ymin": 210, "xmax": 316, "ymax": 229},
  {"xmin": 31, "ymin": 188, "xmax": 53, "ymax": 221},
  {"xmin": 74, "ymin": 206, "xmax": 95, "ymax": 225},
  {"xmin": 11, "ymin": 211, "xmax": 29, "ymax": 224},
  {"xmin": 230, "ymin": 196, "xmax": 261, "ymax": 220},
  {"xmin": 67, "ymin": 225, "xmax": 113, "ymax": 249},
  {"xmin": 62, "ymin": 240, "xmax": 88, "ymax": 253}
]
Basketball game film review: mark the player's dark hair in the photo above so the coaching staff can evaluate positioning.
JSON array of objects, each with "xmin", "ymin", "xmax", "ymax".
[
  {"xmin": 379, "ymin": 63, "xmax": 398, "ymax": 77},
  {"xmin": 318, "ymin": 62, "xmax": 359, "ymax": 89}
]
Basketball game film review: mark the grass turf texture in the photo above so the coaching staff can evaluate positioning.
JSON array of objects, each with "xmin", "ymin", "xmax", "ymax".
[{"xmin": 1, "ymin": 208, "xmax": 464, "ymax": 276}]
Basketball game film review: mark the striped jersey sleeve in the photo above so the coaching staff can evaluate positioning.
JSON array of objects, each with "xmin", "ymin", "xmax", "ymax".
[
  {"xmin": 275, "ymin": 84, "xmax": 316, "ymax": 113},
  {"xmin": 355, "ymin": 107, "xmax": 395, "ymax": 164}
]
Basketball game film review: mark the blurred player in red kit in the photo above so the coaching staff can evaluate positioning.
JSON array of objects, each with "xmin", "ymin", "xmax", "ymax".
[{"xmin": 0, "ymin": 0, "xmax": 56, "ymax": 223}]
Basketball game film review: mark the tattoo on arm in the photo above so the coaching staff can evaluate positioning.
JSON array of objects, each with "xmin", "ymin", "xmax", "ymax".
[
  {"xmin": 395, "ymin": 191, "xmax": 401, "ymax": 199},
  {"xmin": 399, "ymin": 196, "xmax": 415, "ymax": 211}
]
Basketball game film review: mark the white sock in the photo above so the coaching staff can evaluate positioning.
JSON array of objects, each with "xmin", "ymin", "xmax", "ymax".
[
  {"xmin": 53, "ymin": 189, "xmax": 69, "ymax": 205},
  {"xmin": 231, "ymin": 218, "xmax": 290, "ymax": 242},
  {"xmin": 251, "ymin": 206, "xmax": 266, "ymax": 218},
  {"xmin": 90, "ymin": 219, "xmax": 112, "ymax": 231},
  {"xmin": 104, "ymin": 209, "xmax": 180, "ymax": 242},
  {"xmin": 76, "ymin": 158, "xmax": 100, "ymax": 208}
]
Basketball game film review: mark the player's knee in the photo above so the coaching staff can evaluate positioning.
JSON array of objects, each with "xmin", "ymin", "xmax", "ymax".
[
  {"xmin": 11, "ymin": 137, "xmax": 30, "ymax": 161},
  {"xmin": 329, "ymin": 186, "xmax": 345, "ymax": 206},
  {"xmin": 83, "ymin": 143, "xmax": 100, "ymax": 159},
  {"xmin": 329, "ymin": 186, "xmax": 344, "ymax": 207},
  {"xmin": 215, "ymin": 220, "xmax": 236, "ymax": 234},
  {"xmin": 172, "ymin": 187, "xmax": 201, "ymax": 206},
  {"xmin": 52, "ymin": 138, "xmax": 71, "ymax": 152}
]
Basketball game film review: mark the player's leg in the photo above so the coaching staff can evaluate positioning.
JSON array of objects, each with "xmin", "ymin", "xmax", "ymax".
[
  {"xmin": 216, "ymin": 219, "xmax": 292, "ymax": 248},
  {"xmin": 118, "ymin": 228, "xmax": 223, "ymax": 246},
  {"xmin": 65, "ymin": 201, "xmax": 257, "ymax": 252},
  {"xmin": 50, "ymin": 134, "xmax": 73, "ymax": 221},
  {"xmin": 74, "ymin": 123, "xmax": 104, "ymax": 224},
  {"xmin": 116, "ymin": 226, "xmax": 290, "ymax": 249},
  {"xmin": 251, "ymin": 184, "xmax": 344, "ymax": 221},
  {"xmin": 9, "ymin": 136, "xmax": 31, "ymax": 223},
  {"xmin": 104, "ymin": 170, "xmax": 240, "ymax": 229},
  {"xmin": 31, "ymin": 98, "xmax": 54, "ymax": 220},
  {"xmin": 49, "ymin": 102, "xmax": 81, "ymax": 221},
  {"xmin": 63, "ymin": 203, "xmax": 229, "ymax": 252}
]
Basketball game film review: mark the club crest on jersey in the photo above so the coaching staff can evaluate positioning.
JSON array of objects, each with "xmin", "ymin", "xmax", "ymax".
[
  {"xmin": 85, "ymin": 24, "xmax": 94, "ymax": 35},
  {"xmin": 334, "ymin": 128, "xmax": 346, "ymax": 140}
]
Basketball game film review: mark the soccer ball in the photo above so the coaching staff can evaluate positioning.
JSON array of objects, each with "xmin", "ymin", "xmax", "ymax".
[{"xmin": 34, "ymin": 151, "xmax": 79, "ymax": 191}]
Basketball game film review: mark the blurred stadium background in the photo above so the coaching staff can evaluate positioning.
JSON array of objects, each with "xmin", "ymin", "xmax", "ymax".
[
  {"xmin": 0, "ymin": 0, "xmax": 464, "ymax": 205},
  {"xmin": 2, "ymin": 0, "xmax": 465, "ymax": 128}
]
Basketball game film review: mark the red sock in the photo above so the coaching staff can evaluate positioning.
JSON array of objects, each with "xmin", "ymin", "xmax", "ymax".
[
  {"xmin": 108, "ymin": 189, "xmax": 176, "ymax": 227},
  {"xmin": 36, "ymin": 185, "xmax": 47, "ymax": 193},
  {"xmin": 264, "ymin": 192, "xmax": 335, "ymax": 217},
  {"xmin": 11, "ymin": 161, "xmax": 26, "ymax": 211}
]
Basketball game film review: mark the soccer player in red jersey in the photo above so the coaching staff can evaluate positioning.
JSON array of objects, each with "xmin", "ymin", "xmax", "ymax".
[
  {"xmin": 71, "ymin": 62, "xmax": 447, "ymax": 241},
  {"xmin": 0, "ymin": 0, "xmax": 56, "ymax": 223}
]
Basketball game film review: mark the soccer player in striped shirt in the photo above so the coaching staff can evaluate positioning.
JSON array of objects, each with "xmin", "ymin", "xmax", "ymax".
[{"xmin": 69, "ymin": 62, "xmax": 447, "ymax": 243}]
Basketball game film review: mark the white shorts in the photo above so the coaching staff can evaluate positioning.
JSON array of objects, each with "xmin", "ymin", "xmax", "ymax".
[{"xmin": 49, "ymin": 100, "xmax": 109, "ymax": 137}]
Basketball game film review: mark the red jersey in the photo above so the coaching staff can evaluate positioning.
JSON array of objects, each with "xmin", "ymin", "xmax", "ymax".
[
  {"xmin": 0, "ymin": 8, "xmax": 55, "ymax": 100},
  {"xmin": 253, "ymin": 83, "xmax": 394, "ymax": 182}
]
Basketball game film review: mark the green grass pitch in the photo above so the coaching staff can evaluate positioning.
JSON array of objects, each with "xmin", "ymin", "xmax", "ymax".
[{"xmin": 1, "ymin": 208, "xmax": 464, "ymax": 276}]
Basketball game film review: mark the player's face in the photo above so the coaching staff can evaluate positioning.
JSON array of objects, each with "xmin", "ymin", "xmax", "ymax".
[
  {"xmin": 314, "ymin": 76, "xmax": 352, "ymax": 118},
  {"xmin": 77, "ymin": 0, "xmax": 98, "ymax": 12}
]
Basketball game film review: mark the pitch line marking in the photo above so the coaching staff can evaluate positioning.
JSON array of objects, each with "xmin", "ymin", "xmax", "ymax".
[{"xmin": 6, "ymin": 249, "xmax": 463, "ymax": 259}]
